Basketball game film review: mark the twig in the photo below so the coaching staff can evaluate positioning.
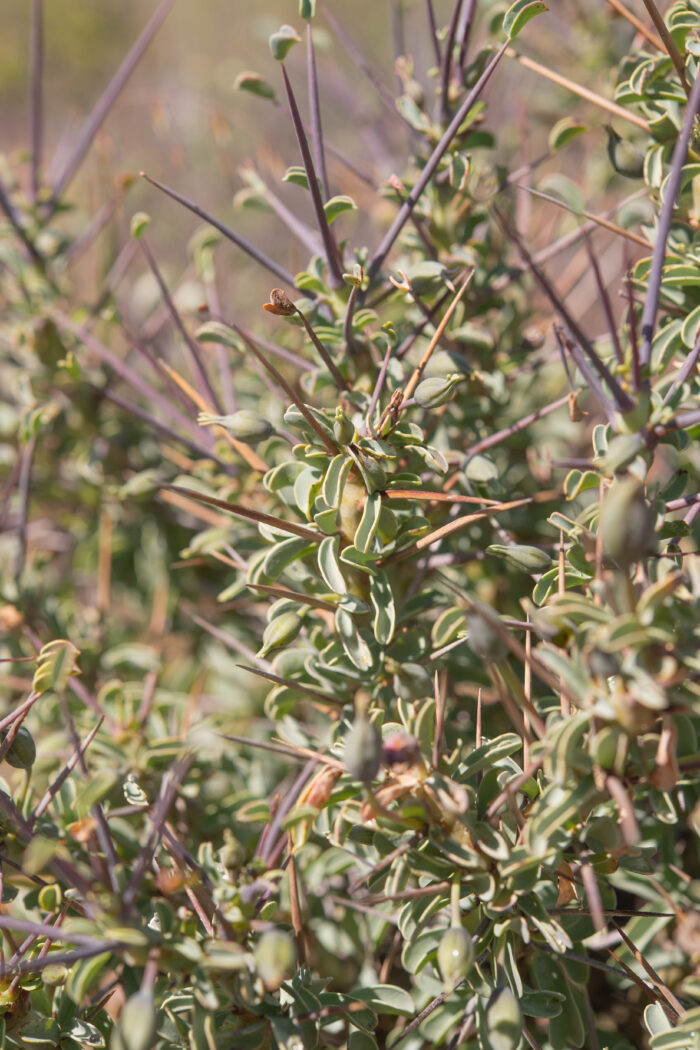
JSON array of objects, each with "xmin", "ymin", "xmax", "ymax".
[
  {"xmin": 506, "ymin": 50, "xmax": 651, "ymax": 131},
  {"xmin": 368, "ymin": 42, "xmax": 509, "ymax": 280},
  {"xmin": 141, "ymin": 173, "xmax": 295, "ymax": 286},
  {"xmin": 280, "ymin": 63, "xmax": 344, "ymax": 287},
  {"xmin": 640, "ymin": 0, "xmax": 689, "ymax": 95},
  {"xmin": 605, "ymin": 0, "xmax": 664, "ymax": 51},
  {"xmin": 639, "ymin": 70, "xmax": 700, "ymax": 372},
  {"xmin": 48, "ymin": 0, "xmax": 176, "ymax": 208},
  {"xmin": 306, "ymin": 25, "xmax": 330, "ymax": 201},
  {"xmin": 29, "ymin": 0, "xmax": 43, "ymax": 202}
]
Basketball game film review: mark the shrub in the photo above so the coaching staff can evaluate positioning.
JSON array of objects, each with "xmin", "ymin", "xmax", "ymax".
[{"xmin": 2, "ymin": 2, "xmax": 700, "ymax": 1048}]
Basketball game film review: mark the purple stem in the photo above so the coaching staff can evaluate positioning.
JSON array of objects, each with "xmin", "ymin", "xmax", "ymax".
[
  {"xmin": 280, "ymin": 63, "xmax": 344, "ymax": 287},
  {"xmin": 13, "ymin": 436, "xmax": 36, "ymax": 583},
  {"xmin": 639, "ymin": 71, "xmax": 700, "ymax": 373},
  {"xmin": 307, "ymin": 25, "xmax": 330, "ymax": 201},
  {"xmin": 139, "ymin": 237, "xmax": 221, "ymax": 411},
  {"xmin": 663, "ymin": 332, "xmax": 700, "ymax": 403},
  {"xmin": 457, "ymin": 0, "xmax": 478, "ymax": 75},
  {"xmin": 142, "ymin": 173, "xmax": 295, "ymax": 287},
  {"xmin": 426, "ymin": 0, "xmax": 442, "ymax": 69},
  {"xmin": 47, "ymin": 0, "xmax": 176, "ymax": 209},
  {"xmin": 498, "ymin": 208, "xmax": 634, "ymax": 412},
  {"xmin": 51, "ymin": 309, "xmax": 211, "ymax": 449},
  {"xmin": 440, "ymin": 0, "xmax": 466, "ymax": 123},
  {"xmin": 368, "ymin": 41, "xmax": 509, "ymax": 281},
  {"xmin": 584, "ymin": 235, "xmax": 623, "ymax": 366},
  {"xmin": 467, "ymin": 393, "xmax": 570, "ymax": 455},
  {"xmin": 29, "ymin": 0, "xmax": 43, "ymax": 202}
]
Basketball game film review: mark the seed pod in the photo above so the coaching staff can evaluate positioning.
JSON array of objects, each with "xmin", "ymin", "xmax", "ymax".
[
  {"xmin": 5, "ymin": 726, "xmax": 36, "ymax": 770},
  {"xmin": 466, "ymin": 608, "xmax": 508, "ymax": 663},
  {"xmin": 485, "ymin": 986, "xmax": 522, "ymax": 1050},
  {"xmin": 344, "ymin": 717, "xmax": 382, "ymax": 784},
  {"xmin": 114, "ymin": 990, "xmax": 159, "ymax": 1050},
  {"xmin": 41, "ymin": 964, "xmax": 69, "ymax": 987},
  {"xmin": 414, "ymin": 374, "xmax": 466, "ymax": 409},
  {"xmin": 198, "ymin": 410, "xmax": 274, "ymax": 444},
  {"xmin": 333, "ymin": 407, "xmax": 355, "ymax": 445},
  {"xmin": 437, "ymin": 926, "xmax": 474, "ymax": 990},
  {"xmin": 487, "ymin": 544, "xmax": 551, "ymax": 573},
  {"xmin": 254, "ymin": 929, "xmax": 296, "ymax": 990},
  {"xmin": 600, "ymin": 478, "xmax": 656, "ymax": 568},
  {"xmin": 257, "ymin": 612, "xmax": 303, "ymax": 658}
]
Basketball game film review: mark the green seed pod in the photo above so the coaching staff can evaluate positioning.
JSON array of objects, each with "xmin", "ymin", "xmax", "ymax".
[
  {"xmin": 114, "ymin": 990, "xmax": 158, "ymax": 1050},
  {"xmin": 257, "ymin": 612, "xmax": 303, "ymax": 658},
  {"xmin": 41, "ymin": 963, "xmax": 69, "ymax": 987},
  {"xmin": 414, "ymin": 374, "xmax": 466, "ymax": 409},
  {"xmin": 5, "ymin": 726, "xmax": 36, "ymax": 770},
  {"xmin": 437, "ymin": 926, "xmax": 474, "ymax": 990},
  {"xmin": 254, "ymin": 929, "xmax": 296, "ymax": 990},
  {"xmin": 198, "ymin": 410, "xmax": 274, "ymax": 444},
  {"xmin": 344, "ymin": 717, "xmax": 382, "ymax": 784},
  {"xmin": 487, "ymin": 544, "xmax": 551, "ymax": 573},
  {"xmin": 333, "ymin": 407, "xmax": 355, "ymax": 445},
  {"xmin": 600, "ymin": 478, "xmax": 656, "ymax": 568},
  {"xmin": 392, "ymin": 662, "xmax": 433, "ymax": 701},
  {"xmin": 466, "ymin": 608, "xmax": 508, "ymax": 663},
  {"xmin": 605, "ymin": 124, "xmax": 644, "ymax": 179},
  {"xmin": 485, "ymin": 986, "xmax": 523, "ymax": 1050}
]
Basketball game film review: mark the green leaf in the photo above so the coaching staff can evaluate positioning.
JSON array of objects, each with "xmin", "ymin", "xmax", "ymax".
[
  {"xmin": 283, "ymin": 166, "xmax": 311, "ymax": 189},
  {"xmin": 318, "ymin": 536, "xmax": 347, "ymax": 594},
  {"xmin": 323, "ymin": 195, "xmax": 357, "ymax": 224},
  {"xmin": 33, "ymin": 639, "xmax": 81, "ymax": 695},
  {"xmin": 503, "ymin": 0, "xmax": 548, "ymax": 40},
  {"xmin": 335, "ymin": 607, "xmax": 373, "ymax": 670},
  {"xmin": 299, "ymin": 0, "xmax": 316, "ymax": 18},
  {"xmin": 352, "ymin": 985, "xmax": 414, "ymax": 1016},
  {"xmin": 548, "ymin": 117, "xmax": 587, "ymax": 152},
  {"xmin": 354, "ymin": 492, "xmax": 382, "ymax": 553},
  {"xmin": 369, "ymin": 571, "xmax": 396, "ymax": 645},
  {"xmin": 538, "ymin": 173, "xmax": 584, "ymax": 213},
  {"xmin": 234, "ymin": 70, "xmax": 277, "ymax": 101},
  {"xmin": 130, "ymin": 211, "xmax": 150, "ymax": 239},
  {"xmin": 269, "ymin": 24, "xmax": 301, "ymax": 61}
]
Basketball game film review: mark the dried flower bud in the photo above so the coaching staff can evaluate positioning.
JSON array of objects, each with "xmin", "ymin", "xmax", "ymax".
[
  {"xmin": 254, "ymin": 929, "xmax": 296, "ymax": 990},
  {"xmin": 414, "ymin": 374, "xmax": 465, "ymax": 409},
  {"xmin": 198, "ymin": 409, "xmax": 274, "ymax": 443},
  {"xmin": 4, "ymin": 726, "xmax": 36, "ymax": 770},
  {"xmin": 600, "ymin": 478, "xmax": 656, "ymax": 569},
  {"xmin": 263, "ymin": 288, "xmax": 296, "ymax": 316},
  {"xmin": 437, "ymin": 926, "xmax": 474, "ymax": 990},
  {"xmin": 257, "ymin": 612, "xmax": 303, "ymax": 658},
  {"xmin": 344, "ymin": 717, "xmax": 382, "ymax": 784},
  {"xmin": 382, "ymin": 732, "xmax": 421, "ymax": 768},
  {"xmin": 333, "ymin": 407, "xmax": 355, "ymax": 445},
  {"xmin": 485, "ymin": 986, "xmax": 523, "ymax": 1050},
  {"xmin": 487, "ymin": 544, "xmax": 551, "ymax": 573}
]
